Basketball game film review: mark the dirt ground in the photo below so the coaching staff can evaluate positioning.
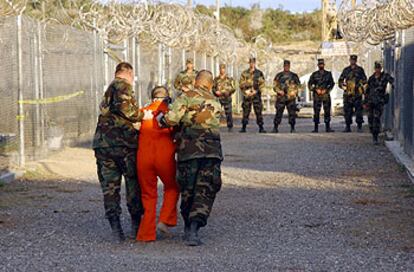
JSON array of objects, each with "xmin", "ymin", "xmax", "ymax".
[{"xmin": 1, "ymin": 116, "xmax": 414, "ymax": 272}]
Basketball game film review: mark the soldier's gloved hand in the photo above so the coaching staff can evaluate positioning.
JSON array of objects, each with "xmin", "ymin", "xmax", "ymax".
[{"xmin": 156, "ymin": 112, "xmax": 168, "ymax": 128}]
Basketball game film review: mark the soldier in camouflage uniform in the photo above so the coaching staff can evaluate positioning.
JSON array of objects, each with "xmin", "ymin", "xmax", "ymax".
[
  {"xmin": 213, "ymin": 63, "xmax": 236, "ymax": 132},
  {"xmin": 92, "ymin": 62, "xmax": 143, "ymax": 243},
  {"xmin": 308, "ymin": 59, "xmax": 335, "ymax": 133},
  {"xmin": 157, "ymin": 70, "xmax": 223, "ymax": 246},
  {"xmin": 239, "ymin": 57, "xmax": 266, "ymax": 133},
  {"xmin": 338, "ymin": 55, "xmax": 367, "ymax": 133},
  {"xmin": 272, "ymin": 60, "xmax": 301, "ymax": 133},
  {"xmin": 174, "ymin": 58, "xmax": 198, "ymax": 96},
  {"xmin": 364, "ymin": 61, "xmax": 394, "ymax": 145}
]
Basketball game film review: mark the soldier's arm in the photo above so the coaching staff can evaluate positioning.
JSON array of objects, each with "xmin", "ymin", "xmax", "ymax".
[
  {"xmin": 307, "ymin": 74, "xmax": 315, "ymax": 91},
  {"xmin": 293, "ymin": 73, "xmax": 301, "ymax": 86},
  {"xmin": 229, "ymin": 78, "xmax": 237, "ymax": 95},
  {"xmin": 239, "ymin": 72, "xmax": 248, "ymax": 90},
  {"xmin": 273, "ymin": 74, "xmax": 282, "ymax": 93},
  {"xmin": 258, "ymin": 72, "xmax": 266, "ymax": 92},
  {"xmin": 327, "ymin": 72, "xmax": 335, "ymax": 91},
  {"xmin": 112, "ymin": 82, "xmax": 143, "ymax": 123},
  {"xmin": 173, "ymin": 73, "xmax": 182, "ymax": 90},
  {"xmin": 387, "ymin": 73, "xmax": 395, "ymax": 91},
  {"xmin": 164, "ymin": 95, "xmax": 188, "ymax": 126},
  {"xmin": 338, "ymin": 69, "xmax": 347, "ymax": 89}
]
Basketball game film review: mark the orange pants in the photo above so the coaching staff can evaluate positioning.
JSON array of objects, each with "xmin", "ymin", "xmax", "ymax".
[{"xmin": 136, "ymin": 101, "xmax": 179, "ymax": 241}]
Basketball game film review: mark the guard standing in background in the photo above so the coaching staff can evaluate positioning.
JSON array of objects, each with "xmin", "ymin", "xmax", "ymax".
[{"xmin": 308, "ymin": 59, "xmax": 335, "ymax": 133}]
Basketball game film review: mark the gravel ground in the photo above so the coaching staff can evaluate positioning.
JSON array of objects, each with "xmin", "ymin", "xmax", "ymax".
[{"xmin": 1, "ymin": 116, "xmax": 414, "ymax": 272}]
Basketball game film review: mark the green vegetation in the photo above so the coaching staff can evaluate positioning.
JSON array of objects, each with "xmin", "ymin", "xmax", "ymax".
[{"xmin": 196, "ymin": 5, "xmax": 322, "ymax": 44}]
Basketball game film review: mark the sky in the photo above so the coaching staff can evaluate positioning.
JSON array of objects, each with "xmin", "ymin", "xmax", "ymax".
[{"xmin": 191, "ymin": 0, "xmax": 322, "ymax": 12}]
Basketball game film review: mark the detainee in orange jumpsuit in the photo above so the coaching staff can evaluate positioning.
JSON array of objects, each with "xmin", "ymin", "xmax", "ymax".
[{"xmin": 136, "ymin": 86, "xmax": 179, "ymax": 242}]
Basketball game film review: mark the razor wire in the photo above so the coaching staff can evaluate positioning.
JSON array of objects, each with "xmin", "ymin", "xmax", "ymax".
[{"xmin": 339, "ymin": 0, "xmax": 414, "ymax": 45}]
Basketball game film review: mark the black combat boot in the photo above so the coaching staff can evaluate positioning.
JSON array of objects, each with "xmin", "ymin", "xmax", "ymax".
[
  {"xmin": 130, "ymin": 214, "xmax": 141, "ymax": 239},
  {"xmin": 325, "ymin": 123, "xmax": 334, "ymax": 133},
  {"xmin": 373, "ymin": 133, "xmax": 379, "ymax": 145},
  {"xmin": 271, "ymin": 125, "xmax": 279, "ymax": 133},
  {"xmin": 185, "ymin": 221, "xmax": 202, "ymax": 246},
  {"xmin": 290, "ymin": 124, "xmax": 295, "ymax": 133},
  {"xmin": 239, "ymin": 124, "xmax": 247, "ymax": 133},
  {"xmin": 108, "ymin": 216, "xmax": 126, "ymax": 243},
  {"xmin": 312, "ymin": 123, "xmax": 318, "ymax": 133},
  {"xmin": 259, "ymin": 125, "xmax": 267, "ymax": 133},
  {"xmin": 343, "ymin": 124, "xmax": 351, "ymax": 133},
  {"xmin": 357, "ymin": 123, "xmax": 363, "ymax": 133},
  {"xmin": 228, "ymin": 126, "xmax": 233, "ymax": 132}
]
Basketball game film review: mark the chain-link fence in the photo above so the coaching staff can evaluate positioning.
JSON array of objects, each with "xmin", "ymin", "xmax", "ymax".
[{"xmin": 383, "ymin": 28, "xmax": 414, "ymax": 159}]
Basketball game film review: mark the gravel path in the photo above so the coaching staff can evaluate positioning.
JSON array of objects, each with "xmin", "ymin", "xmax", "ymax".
[{"xmin": 1, "ymin": 116, "xmax": 414, "ymax": 272}]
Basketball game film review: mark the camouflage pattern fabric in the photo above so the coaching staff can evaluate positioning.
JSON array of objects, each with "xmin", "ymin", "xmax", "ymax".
[
  {"xmin": 164, "ymin": 86, "xmax": 223, "ymax": 162},
  {"xmin": 273, "ymin": 71, "xmax": 301, "ymax": 101},
  {"xmin": 95, "ymin": 147, "xmax": 143, "ymax": 219},
  {"xmin": 313, "ymin": 96, "xmax": 332, "ymax": 124},
  {"xmin": 366, "ymin": 72, "xmax": 394, "ymax": 134},
  {"xmin": 92, "ymin": 78, "xmax": 143, "ymax": 149},
  {"xmin": 174, "ymin": 69, "xmax": 198, "ymax": 95},
  {"xmin": 308, "ymin": 70, "xmax": 335, "ymax": 124},
  {"xmin": 239, "ymin": 68, "xmax": 265, "ymax": 126},
  {"xmin": 213, "ymin": 75, "xmax": 236, "ymax": 128},
  {"xmin": 338, "ymin": 65, "xmax": 367, "ymax": 126},
  {"xmin": 338, "ymin": 65, "xmax": 367, "ymax": 98},
  {"xmin": 177, "ymin": 158, "xmax": 222, "ymax": 228},
  {"xmin": 273, "ymin": 71, "xmax": 301, "ymax": 126},
  {"xmin": 242, "ymin": 95, "xmax": 264, "ymax": 126}
]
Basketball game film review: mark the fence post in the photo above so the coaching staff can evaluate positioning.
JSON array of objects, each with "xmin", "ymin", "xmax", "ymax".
[
  {"xmin": 182, "ymin": 49, "xmax": 186, "ymax": 70},
  {"xmin": 136, "ymin": 40, "xmax": 142, "ymax": 107},
  {"xmin": 37, "ymin": 21, "xmax": 45, "ymax": 147},
  {"xmin": 33, "ymin": 20, "xmax": 41, "ymax": 149},
  {"xmin": 16, "ymin": 15, "xmax": 25, "ymax": 167}
]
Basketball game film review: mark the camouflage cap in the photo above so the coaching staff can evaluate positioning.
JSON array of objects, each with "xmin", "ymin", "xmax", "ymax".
[
  {"xmin": 219, "ymin": 63, "xmax": 226, "ymax": 69},
  {"xmin": 350, "ymin": 55, "xmax": 358, "ymax": 61},
  {"xmin": 186, "ymin": 58, "xmax": 194, "ymax": 64},
  {"xmin": 284, "ymin": 60, "xmax": 291, "ymax": 66},
  {"xmin": 317, "ymin": 58, "xmax": 325, "ymax": 65},
  {"xmin": 374, "ymin": 61, "xmax": 382, "ymax": 69},
  {"xmin": 249, "ymin": 57, "xmax": 256, "ymax": 64}
]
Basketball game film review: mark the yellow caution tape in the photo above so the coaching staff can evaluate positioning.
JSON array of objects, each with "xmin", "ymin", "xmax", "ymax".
[
  {"xmin": 16, "ymin": 115, "xmax": 25, "ymax": 121},
  {"xmin": 18, "ymin": 90, "xmax": 85, "ymax": 105}
]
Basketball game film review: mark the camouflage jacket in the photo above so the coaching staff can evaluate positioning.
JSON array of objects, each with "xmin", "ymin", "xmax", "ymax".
[
  {"xmin": 308, "ymin": 70, "xmax": 335, "ymax": 100},
  {"xmin": 366, "ymin": 72, "xmax": 394, "ymax": 105},
  {"xmin": 92, "ymin": 78, "xmax": 143, "ymax": 149},
  {"xmin": 165, "ymin": 86, "xmax": 223, "ymax": 162},
  {"xmin": 338, "ymin": 65, "xmax": 367, "ymax": 97},
  {"xmin": 174, "ymin": 69, "xmax": 198, "ymax": 94},
  {"xmin": 213, "ymin": 75, "xmax": 236, "ymax": 102},
  {"xmin": 273, "ymin": 71, "xmax": 301, "ymax": 100},
  {"xmin": 239, "ymin": 68, "xmax": 265, "ymax": 98}
]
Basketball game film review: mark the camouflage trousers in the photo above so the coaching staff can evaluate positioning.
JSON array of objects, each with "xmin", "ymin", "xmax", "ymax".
[
  {"xmin": 274, "ymin": 97, "xmax": 297, "ymax": 126},
  {"xmin": 95, "ymin": 147, "xmax": 143, "ymax": 219},
  {"xmin": 219, "ymin": 98, "xmax": 233, "ymax": 128},
  {"xmin": 343, "ymin": 95, "xmax": 364, "ymax": 126},
  {"xmin": 313, "ymin": 95, "xmax": 332, "ymax": 124},
  {"xmin": 241, "ymin": 95, "xmax": 264, "ymax": 126},
  {"xmin": 367, "ymin": 103, "xmax": 384, "ymax": 135},
  {"xmin": 177, "ymin": 158, "xmax": 222, "ymax": 228}
]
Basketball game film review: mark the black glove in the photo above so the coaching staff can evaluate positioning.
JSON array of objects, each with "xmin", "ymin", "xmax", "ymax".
[{"xmin": 156, "ymin": 112, "xmax": 168, "ymax": 128}]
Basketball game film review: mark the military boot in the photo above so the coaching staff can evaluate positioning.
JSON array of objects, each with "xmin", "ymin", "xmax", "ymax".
[
  {"xmin": 271, "ymin": 125, "xmax": 279, "ymax": 133},
  {"xmin": 325, "ymin": 123, "xmax": 335, "ymax": 133},
  {"xmin": 290, "ymin": 124, "xmax": 295, "ymax": 133},
  {"xmin": 130, "ymin": 214, "xmax": 141, "ymax": 239},
  {"xmin": 239, "ymin": 124, "xmax": 247, "ymax": 133},
  {"xmin": 259, "ymin": 125, "xmax": 267, "ymax": 133},
  {"xmin": 228, "ymin": 126, "xmax": 233, "ymax": 132},
  {"xmin": 373, "ymin": 133, "xmax": 379, "ymax": 145},
  {"xmin": 357, "ymin": 123, "xmax": 363, "ymax": 133},
  {"xmin": 108, "ymin": 216, "xmax": 126, "ymax": 243},
  {"xmin": 343, "ymin": 124, "xmax": 351, "ymax": 133},
  {"xmin": 185, "ymin": 221, "xmax": 202, "ymax": 246},
  {"xmin": 312, "ymin": 123, "xmax": 318, "ymax": 133}
]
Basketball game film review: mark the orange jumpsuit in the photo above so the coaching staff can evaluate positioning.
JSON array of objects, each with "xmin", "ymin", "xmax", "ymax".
[{"xmin": 136, "ymin": 100, "xmax": 179, "ymax": 241}]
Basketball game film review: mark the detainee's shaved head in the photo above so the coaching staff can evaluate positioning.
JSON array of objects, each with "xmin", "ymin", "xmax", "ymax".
[{"xmin": 195, "ymin": 70, "xmax": 214, "ymax": 91}]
